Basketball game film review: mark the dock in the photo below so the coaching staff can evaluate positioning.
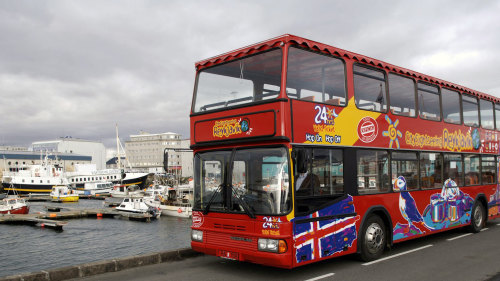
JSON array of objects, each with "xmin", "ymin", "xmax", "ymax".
[
  {"xmin": 0, "ymin": 207, "xmax": 155, "ymax": 230},
  {"xmin": 22, "ymin": 194, "xmax": 109, "ymax": 202},
  {"xmin": 0, "ymin": 213, "xmax": 68, "ymax": 230}
]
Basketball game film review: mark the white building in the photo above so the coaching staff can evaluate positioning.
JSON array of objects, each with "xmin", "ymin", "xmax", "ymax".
[
  {"xmin": 125, "ymin": 132, "xmax": 193, "ymax": 177},
  {"xmin": 0, "ymin": 150, "xmax": 92, "ymax": 177},
  {"xmin": 31, "ymin": 137, "xmax": 106, "ymax": 170}
]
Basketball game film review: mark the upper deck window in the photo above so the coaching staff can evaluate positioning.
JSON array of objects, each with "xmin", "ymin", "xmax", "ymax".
[
  {"xmin": 418, "ymin": 82, "xmax": 441, "ymax": 121},
  {"xmin": 480, "ymin": 99, "xmax": 494, "ymax": 130},
  {"xmin": 462, "ymin": 94, "xmax": 479, "ymax": 127},
  {"xmin": 354, "ymin": 65, "xmax": 387, "ymax": 112},
  {"xmin": 388, "ymin": 73, "xmax": 416, "ymax": 117},
  {"xmin": 442, "ymin": 88, "xmax": 461, "ymax": 124},
  {"xmin": 286, "ymin": 47, "xmax": 346, "ymax": 106},
  {"xmin": 193, "ymin": 49, "xmax": 282, "ymax": 113},
  {"xmin": 495, "ymin": 103, "xmax": 500, "ymax": 131}
]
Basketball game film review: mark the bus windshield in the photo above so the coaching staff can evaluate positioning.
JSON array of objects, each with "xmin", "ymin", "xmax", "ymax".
[
  {"xmin": 193, "ymin": 49, "xmax": 282, "ymax": 112},
  {"xmin": 193, "ymin": 147, "xmax": 291, "ymax": 216}
]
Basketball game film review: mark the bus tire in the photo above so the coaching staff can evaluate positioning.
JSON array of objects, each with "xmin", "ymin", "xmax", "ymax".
[
  {"xmin": 469, "ymin": 201, "xmax": 485, "ymax": 233},
  {"xmin": 359, "ymin": 215, "xmax": 386, "ymax": 262}
]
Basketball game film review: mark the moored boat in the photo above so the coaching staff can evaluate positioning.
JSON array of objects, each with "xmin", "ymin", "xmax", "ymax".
[
  {"xmin": 143, "ymin": 183, "xmax": 168, "ymax": 208},
  {"xmin": 75, "ymin": 181, "xmax": 113, "ymax": 196},
  {"xmin": 0, "ymin": 196, "xmax": 30, "ymax": 214},
  {"xmin": 1, "ymin": 154, "xmax": 67, "ymax": 194},
  {"xmin": 116, "ymin": 197, "xmax": 161, "ymax": 219},
  {"xmin": 50, "ymin": 185, "xmax": 79, "ymax": 203},
  {"xmin": 110, "ymin": 184, "xmax": 144, "ymax": 198},
  {"xmin": 159, "ymin": 182, "xmax": 193, "ymax": 218}
]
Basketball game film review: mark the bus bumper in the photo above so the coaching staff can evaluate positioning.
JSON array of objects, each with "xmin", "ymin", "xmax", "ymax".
[{"xmin": 191, "ymin": 241, "xmax": 293, "ymax": 269}]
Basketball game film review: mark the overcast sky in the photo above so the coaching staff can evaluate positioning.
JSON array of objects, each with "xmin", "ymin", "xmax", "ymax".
[{"xmin": 1, "ymin": 0, "xmax": 499, "ymax": 150}]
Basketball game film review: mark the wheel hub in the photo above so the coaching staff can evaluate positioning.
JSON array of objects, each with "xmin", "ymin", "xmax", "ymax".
[{"xmin": 365, "ymin": 223, "xmax": 384, "ymax": 254}]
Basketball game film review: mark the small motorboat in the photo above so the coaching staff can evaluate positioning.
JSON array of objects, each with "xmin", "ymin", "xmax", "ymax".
[
  {"xmin": 116, "ymin": 197, "xmax": 161, "ymax": 219},
  {"xmin": 50, "ymin": 185, "xmax": 79, "ymax": 203},
  {"xmin": 0, "ymin": 196, "xmax": 30, "ymax": 214}
]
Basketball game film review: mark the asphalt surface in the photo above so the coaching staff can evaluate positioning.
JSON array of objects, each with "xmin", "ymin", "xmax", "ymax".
[{"xmin": 72, "ymin": 218, "xmax": 500, "ymax": 281}]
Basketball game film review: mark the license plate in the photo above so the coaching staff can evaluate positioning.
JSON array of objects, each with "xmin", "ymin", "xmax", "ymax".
[{"xmin": 218, "ymin": 250, "xmax": 239, "ymax": 260}]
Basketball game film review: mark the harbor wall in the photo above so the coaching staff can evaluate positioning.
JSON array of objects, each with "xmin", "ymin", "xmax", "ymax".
[{"xmin": 0, "ymin": 248, "xmax": 202, "ymax": 281}]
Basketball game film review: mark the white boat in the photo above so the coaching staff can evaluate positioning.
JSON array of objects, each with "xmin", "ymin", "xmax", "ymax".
[
  {"xmin": 1, "ymin": 154, "xmax": 68, "ymax": 194},
  {"xmin": 116, "ymin": 197, "xmax": 161, "ymax": 219},
  {"xmin": 75, "ymin": 181, "xmax": 113, "ymax": 196},
  {"xmin": 110, "ymin": 184, "xmax": 144, "ymax": 198},
  {"xmin": 159, "ymin": 182, "xmax": 193, "ymax": 218},
  {"xmin": 66, "ymin": 165, "xmax": 150, "ymax": 191},
  {"xmin": 143, "ymin": 183, "xmax": 169, "ymax": 208},
  {"xmin": 50, "ymin": 185, "xmax": 79, "ymax": 203},
  {"xmin": 1, "ymin": 153, "xmax": 149, "ymax": 195}
]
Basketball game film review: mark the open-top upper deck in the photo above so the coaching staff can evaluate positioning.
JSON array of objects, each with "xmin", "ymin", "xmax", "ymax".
[
  {"xmin": 194, "ymin": 34, "xmax": 497, "ymax": 102},
  {"xmin": 191, "ymin": 34, "xmax": 500, "ymax": 156}
]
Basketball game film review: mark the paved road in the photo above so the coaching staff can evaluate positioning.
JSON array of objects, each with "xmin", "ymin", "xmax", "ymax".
[{"xmin": 73, "ymin": 219, "xmax": 500, "ymax": 281}]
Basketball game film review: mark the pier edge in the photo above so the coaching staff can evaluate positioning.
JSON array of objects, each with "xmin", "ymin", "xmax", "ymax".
[{"xmin": 0, "ymin": 248, "xmax": 203, "ymax": 281}]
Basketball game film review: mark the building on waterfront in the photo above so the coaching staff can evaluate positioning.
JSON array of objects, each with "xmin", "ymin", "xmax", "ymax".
[
  {"xmin": 0, "ymin": 150, "xmax": 92, "ymax": 178},
  {"xmin": 125, "ymin": 132, "xmax": 193, "ymax": 177},
  {"xmin": 105, "ymin": 156, "xmax": 129, "ymax": 169},
  {"xmin": 0, "ymin": 145, "xmax": 29, "ymax": 151},
  {"xmin": 31, "ymin": 137, "xmax": 106, "ymax": 170}
]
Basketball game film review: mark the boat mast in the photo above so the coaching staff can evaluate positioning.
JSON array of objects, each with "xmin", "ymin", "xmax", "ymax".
[{"xmin": 116, "ymin": 124, "xmax": 121, "ymax": 170}]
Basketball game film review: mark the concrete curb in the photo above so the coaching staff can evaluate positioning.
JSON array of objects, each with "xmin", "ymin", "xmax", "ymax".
[{"xmin": 0, "ymin": 248, "xmax": 202, "ymax": 281}]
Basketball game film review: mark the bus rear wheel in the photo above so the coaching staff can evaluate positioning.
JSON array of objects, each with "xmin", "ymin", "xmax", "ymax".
[
  {"xmin": 469, "ymin": 201, "xmax": 485, "ymax": 233},
  {"xmin": 359, "ymin": 215, "xmax": 386, "ymax": 262}
]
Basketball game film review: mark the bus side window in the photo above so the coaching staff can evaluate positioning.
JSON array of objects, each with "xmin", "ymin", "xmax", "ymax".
[
  {"xmin": 418, "ymin": 82, "xmax": 441, "ymax": 121},
  {"xmin": 287, "ymin": 47, "xmax": 346, "ymax": 106},
  {"xmin": 464, "ymin": 155, "xmax": 480, "ymax": 185},
  {"xmin": 353, "ymin": 64, "xmax": 387, "ymax": 113},
  {"xmin": 480, "ymin": 99, "xmax": 494, "ymax": 130},
  {"xmin": 356, "ymin": 149, "xmax": 390, "ymax": 194},
  {"xmin": 443, "ymin": 154, "xmax": 464, "ymax": 186},
  {"xmin": 481, "ymin": 156, "xmax": 496, "ymax": 184},
  {"xmin": 388, "ymin": 73, "xmax": 416, "ymax": 117},
  {"xmin": 442, "ymin": 88, "xmax": 461, "ymax": 124},
  {"xmin": 463, "ymin": 94, "xmax": 479, "ymax": 127},
  {"xmin": 420, "ymin": 152, "xmax": 443, "ymax": 189}
]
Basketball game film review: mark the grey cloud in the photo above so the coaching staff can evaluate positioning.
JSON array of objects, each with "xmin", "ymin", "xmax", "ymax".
[{"xmin": 0, "ymin": 0, "xmax": 499, "ymax": 149}]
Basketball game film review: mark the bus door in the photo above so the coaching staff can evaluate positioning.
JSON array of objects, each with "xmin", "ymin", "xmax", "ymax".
[{"xmin": 292, "ymin": 147, "xmax": 358, "ymax": 266}]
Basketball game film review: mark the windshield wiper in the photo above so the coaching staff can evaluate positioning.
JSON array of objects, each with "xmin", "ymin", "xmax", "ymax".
[
  {"xmin": 203, "ymin": 184, "xmax": 223, "ymax": 215},
  {"xmin": 231, "ymin": 186, "xmax": 255, "ymax": 219}
]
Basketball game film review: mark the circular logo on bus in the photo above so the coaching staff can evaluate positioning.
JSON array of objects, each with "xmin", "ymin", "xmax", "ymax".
[
  {"xmin": 192, "ymin": 211, "xmax": 204, "ymax": 228},
  {"xmin": 240, "ymin": 119, "xmax": 250, "ymax": 132},
  {"xmin": 357, "ymin": 117, "xmax": 378, "ymax": 143}
]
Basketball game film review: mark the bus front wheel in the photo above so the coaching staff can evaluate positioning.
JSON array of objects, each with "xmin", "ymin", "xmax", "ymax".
[
  {"xmin": 359, "ymin": 215, "xmax": 386, "ymax": 262},
  {"xmin": 469, "ymin": 201, "xmax": 485, "ymax": 233}
]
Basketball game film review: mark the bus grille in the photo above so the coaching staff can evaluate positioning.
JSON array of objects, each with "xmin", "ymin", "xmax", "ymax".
[
  {"xmin": 213, "ymin": 223, "xmax": 246, "ymax": 231},
  {"xmin": 205, "ymin": 231, "xmax": 257, "ymax": 251}
]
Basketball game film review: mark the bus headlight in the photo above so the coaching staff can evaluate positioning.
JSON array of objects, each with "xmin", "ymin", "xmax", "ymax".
[
  {"xmin": 258, "ymin": 238, "xmax": 287, "ymax": 253},
  {"xmin": 192, "ymin": 230, "xmax": 203, "ymax": 242}
]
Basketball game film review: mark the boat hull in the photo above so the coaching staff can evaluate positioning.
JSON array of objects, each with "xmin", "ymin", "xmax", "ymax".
[
  {"xmin": 112, "ymin": 174, "xmax": 150, "ymax": 189},
  {"xmin": 0, "ymin": 205, "xmax": 30, "ymax": 215},
  {"xmin": 51, "ymin": 196, "xmax": 79, "ymax": 203},
  {"xmin": 160, "ymin": 205, "xmax": 192, "ymax": 218},
  {"xmin": 3, "ymin": 183, "xmax": 53, "ymax": 194}
]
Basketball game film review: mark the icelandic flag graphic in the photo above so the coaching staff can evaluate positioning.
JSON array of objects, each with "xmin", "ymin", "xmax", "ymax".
[{"xmin": 293, "ymin": 195, "xmax": 360, "ymax": 263}]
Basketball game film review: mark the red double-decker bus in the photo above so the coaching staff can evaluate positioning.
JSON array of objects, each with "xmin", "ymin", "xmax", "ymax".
[{"xmin": 189, "ymin": 34, "xmax": 500, "ymax": 268}]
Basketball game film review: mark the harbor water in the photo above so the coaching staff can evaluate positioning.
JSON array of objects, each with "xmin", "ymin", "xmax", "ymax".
[{"xmin": 0, "ymin": 199, "xmax": 192, "ymax": 278}]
